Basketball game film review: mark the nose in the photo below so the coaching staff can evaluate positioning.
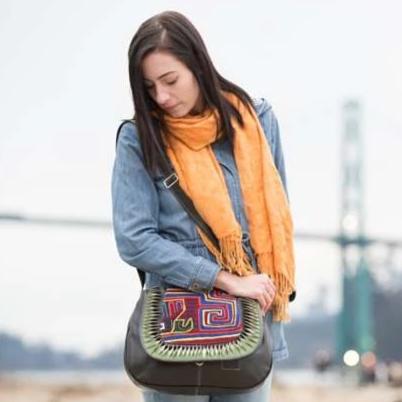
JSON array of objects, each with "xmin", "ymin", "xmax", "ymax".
[{"xmin": 155, "ymin": 86, "xmax": 170, "ymax": 107}]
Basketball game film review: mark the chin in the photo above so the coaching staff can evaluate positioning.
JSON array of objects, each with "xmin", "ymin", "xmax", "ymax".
[{"xmin": 168, "ymin": 108, "xmax": 189, "ymax": 118}]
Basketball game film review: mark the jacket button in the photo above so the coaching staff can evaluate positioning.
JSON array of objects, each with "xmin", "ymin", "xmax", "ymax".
[{"xmin": 192, "ymin": 283, "xmax": 200, "ymax": 290}]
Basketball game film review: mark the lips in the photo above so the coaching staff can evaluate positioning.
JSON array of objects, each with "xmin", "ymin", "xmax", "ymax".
[{"xmin": 165, "ymin": 104, "xmax": 179, "ymax": 111}]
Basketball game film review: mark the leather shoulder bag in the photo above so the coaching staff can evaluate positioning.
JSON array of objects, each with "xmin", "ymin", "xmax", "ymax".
[{"xmin": 116, "ymin": 120, "xmax": 273, "ymax": 395}]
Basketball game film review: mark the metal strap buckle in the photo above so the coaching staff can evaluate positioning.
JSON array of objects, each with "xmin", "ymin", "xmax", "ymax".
[{"xmin": 163, "ymin": 173, "xmax": 179, "ymax": 189}]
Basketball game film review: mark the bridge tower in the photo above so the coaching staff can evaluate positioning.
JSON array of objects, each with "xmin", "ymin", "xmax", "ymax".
[{"xmin": 337, "ymin": 100, "xmax": 375, "ymax": 362}]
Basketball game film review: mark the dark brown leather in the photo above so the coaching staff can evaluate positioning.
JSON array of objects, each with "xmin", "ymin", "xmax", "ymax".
[{"xmin": 124, "ymin": 290, "xmax": 273, "ymax": 395}]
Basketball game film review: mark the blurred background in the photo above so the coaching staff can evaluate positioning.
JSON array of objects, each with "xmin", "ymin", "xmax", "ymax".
[{"xmin": 1, "ymin": 0, "xmax": 402, "ymax": 401}]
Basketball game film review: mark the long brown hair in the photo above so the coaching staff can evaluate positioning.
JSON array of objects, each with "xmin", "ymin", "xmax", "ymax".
[{"xmin": 128, "ymin": 11, "xmax": 254, "ymax": 173}]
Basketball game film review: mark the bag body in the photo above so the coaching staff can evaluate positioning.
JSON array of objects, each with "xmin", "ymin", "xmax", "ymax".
[{"xmin": 124, "ymin": 287, "xmax": 273, "ymax": 395}]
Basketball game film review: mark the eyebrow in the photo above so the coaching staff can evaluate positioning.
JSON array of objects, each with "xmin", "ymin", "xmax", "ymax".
[{"xmin": 144, "ymin": 71, "xmax": 177, "ymax": 83}]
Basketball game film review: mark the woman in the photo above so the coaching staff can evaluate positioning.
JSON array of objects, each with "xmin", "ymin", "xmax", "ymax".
[{"xmin": 112, "ymin": 10, "xmax": 296, "ymax": 402}]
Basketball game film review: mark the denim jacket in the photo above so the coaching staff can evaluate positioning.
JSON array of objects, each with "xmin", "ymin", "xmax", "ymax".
[{"xmin": 112, "ymin": 97, "xmax": 290, "ymax": 362}]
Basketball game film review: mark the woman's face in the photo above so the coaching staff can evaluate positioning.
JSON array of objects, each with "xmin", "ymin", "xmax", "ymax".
[{"xmin": 142, "ymin": 50, "xmax": 203, "ymax": 118}]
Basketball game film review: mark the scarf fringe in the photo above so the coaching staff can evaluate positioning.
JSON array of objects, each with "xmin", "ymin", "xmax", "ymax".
[
  {"xmin": 198, "ymin": 229, "xmax": 254, "ymax": 276},
  {"xmin": 256, "ymin": 252, "xmax": 294, "ymax": 322},
  {"xmin": 200, "ymin": 231, "xmax": 293, "ymax": 321},
  {"xmin": 219, "ymin": 234, "xmax": 254, "ymax": 276},
  {"xmin": 272, "ymin": 297, "xmax": 290, "ymax": 322}
]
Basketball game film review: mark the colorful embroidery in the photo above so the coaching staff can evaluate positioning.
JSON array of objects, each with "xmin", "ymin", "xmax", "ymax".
[
  {"xmin": 159, "ymin": 288, "xmax": 243, "ymax": 346},
  {"xmin": 140, "ymin": 287, "xmax": 263, "ymax": 362}
]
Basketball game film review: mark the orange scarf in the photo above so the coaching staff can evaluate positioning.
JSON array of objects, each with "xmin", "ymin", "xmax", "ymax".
[{"xmin": 163, "ymin": 93, "xmax": 295, "ymax": 321}]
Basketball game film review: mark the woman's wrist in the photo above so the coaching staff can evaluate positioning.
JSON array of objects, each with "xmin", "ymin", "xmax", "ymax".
[{"xmin": 213, "ymin": 270, "xmax": 238, "ymax": 294}]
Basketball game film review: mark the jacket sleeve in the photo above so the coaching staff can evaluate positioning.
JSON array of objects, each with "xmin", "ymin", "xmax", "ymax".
[
  {"xmin": 259, "ymin": 105, "xmax": 289, "ymax": 200},
  {"xmin": 111, "ymin": 122, "xmax": 220, "ymax": 291}
]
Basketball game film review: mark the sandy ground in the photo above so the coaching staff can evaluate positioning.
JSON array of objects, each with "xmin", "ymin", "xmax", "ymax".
[{"xmin": 1, "ymin": 377, "xmax": 402, "ymax": 402}]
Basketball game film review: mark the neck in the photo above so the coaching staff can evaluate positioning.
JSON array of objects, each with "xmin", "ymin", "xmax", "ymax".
[{"xmin": 188, "ymin": 95, "xmax": 205, "ymax": 116}]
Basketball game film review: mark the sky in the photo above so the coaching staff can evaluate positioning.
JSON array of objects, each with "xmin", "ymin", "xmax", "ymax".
[{"xmin": 0, "ymin": 0, "xmax": 401, "ymax": 356}]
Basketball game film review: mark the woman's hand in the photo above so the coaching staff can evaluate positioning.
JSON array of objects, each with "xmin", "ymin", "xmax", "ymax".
[{"xmin": 214, "ymin": 271, "xmax": 276, "ymax": 314}]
